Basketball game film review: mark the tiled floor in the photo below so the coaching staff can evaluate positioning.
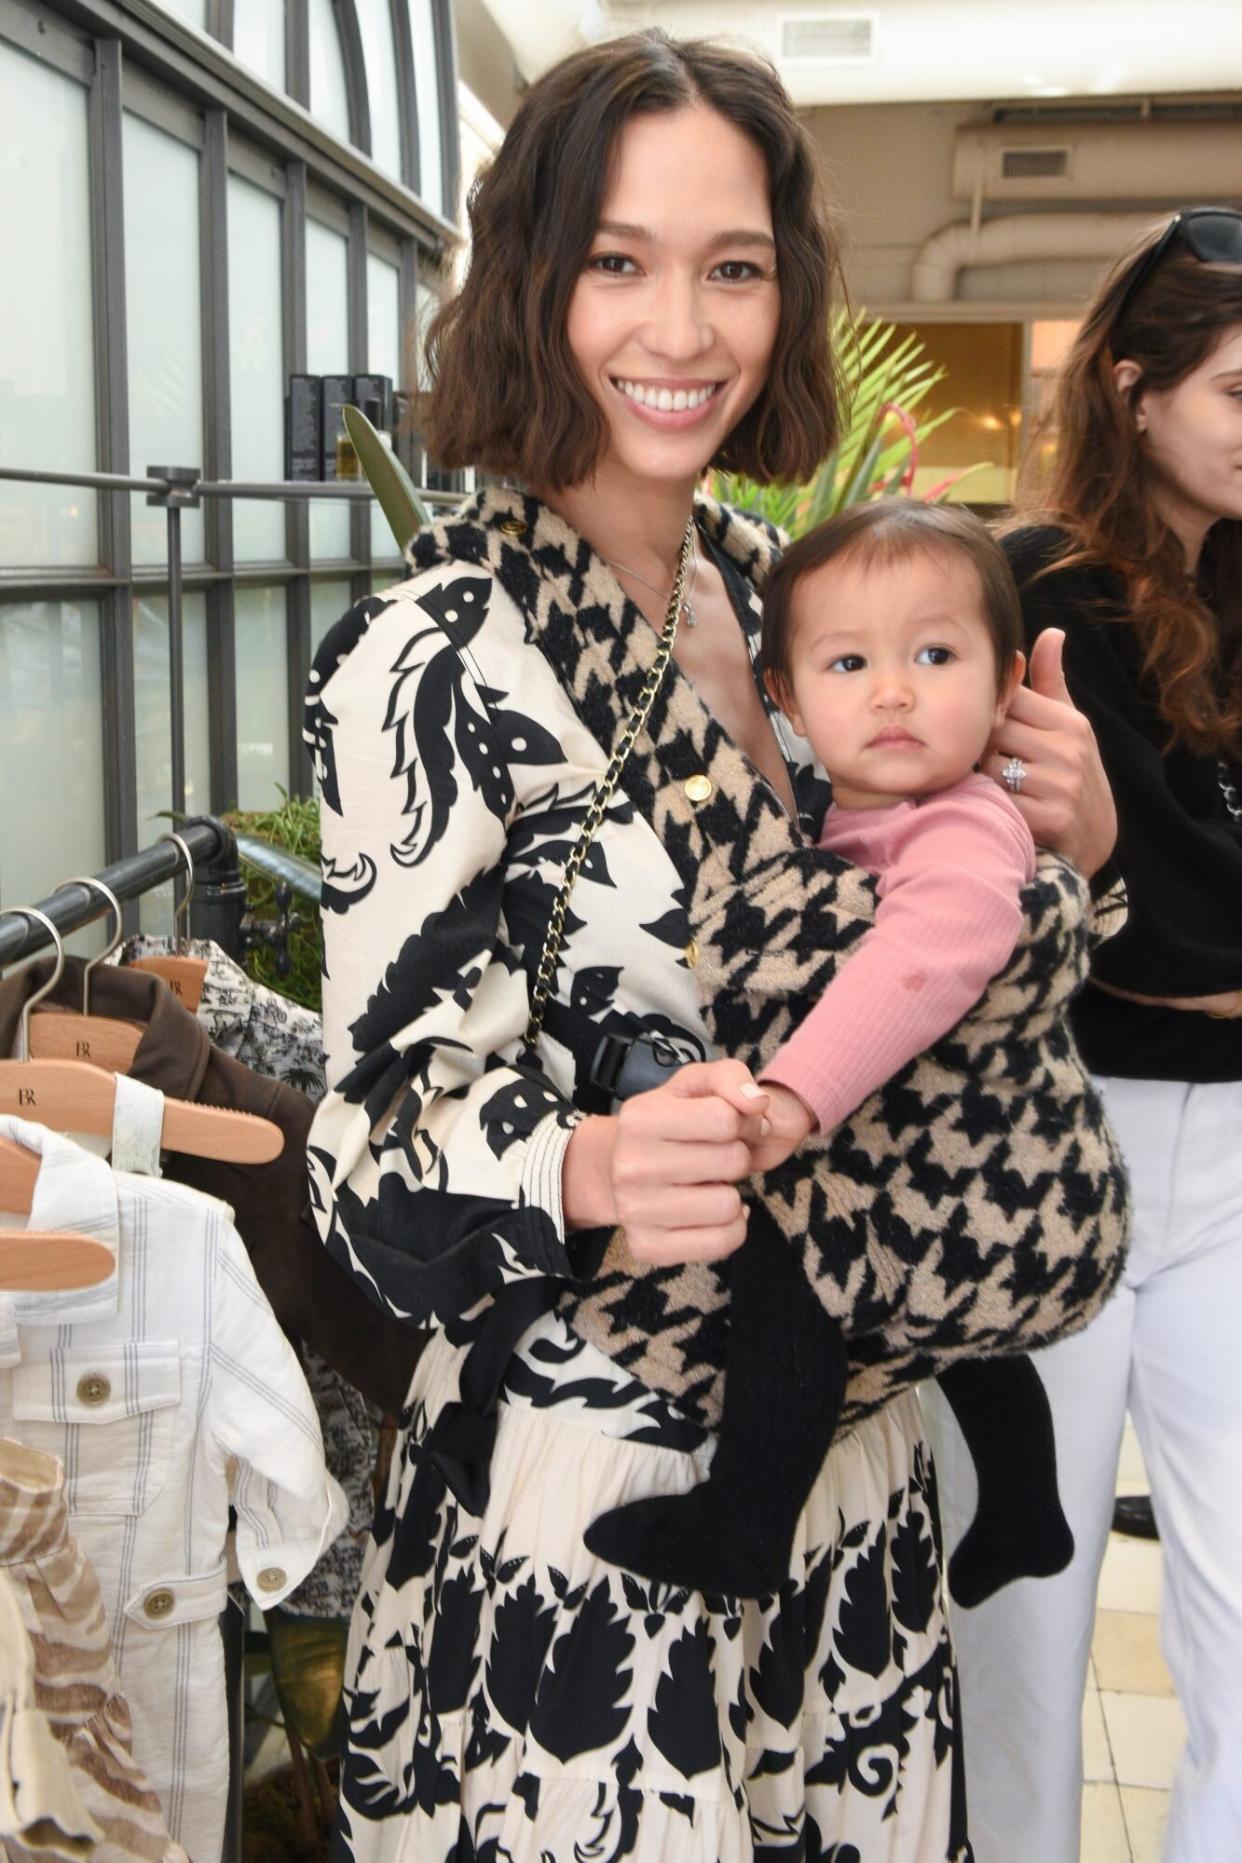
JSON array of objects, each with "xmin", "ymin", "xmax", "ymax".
[{"xmin": 1082, "ymin": 1422, "xmax": 1180, "ymax": 1862}]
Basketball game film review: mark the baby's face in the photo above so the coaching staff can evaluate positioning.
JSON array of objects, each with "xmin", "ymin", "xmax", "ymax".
[{"xmin": 772, "ymin": 548, "xmax": 1020, "ymax": 811}]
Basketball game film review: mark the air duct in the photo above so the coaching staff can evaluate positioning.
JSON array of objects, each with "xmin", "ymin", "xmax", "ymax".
[
  {"xmin": 910, "ymin": 210, "xmax": 1162, "ymax": 303},
  {"xmin": 953, "ymin": 121, "xmax": 1242, "ymax": 205}
]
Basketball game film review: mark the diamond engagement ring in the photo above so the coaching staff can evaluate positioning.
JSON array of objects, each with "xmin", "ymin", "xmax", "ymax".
[{"xmin": 1002, "ymin": 756, "xmax": 1027, "ymax": 794}]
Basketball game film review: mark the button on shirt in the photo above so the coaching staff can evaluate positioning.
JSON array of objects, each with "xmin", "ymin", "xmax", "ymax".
[{"xmin": 0, "ymin": 1117, "xmax": 347, "ymax": 1863}]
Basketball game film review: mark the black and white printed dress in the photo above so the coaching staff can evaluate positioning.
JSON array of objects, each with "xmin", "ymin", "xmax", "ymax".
[{"xmin": 305, "ymin": 486, "xmax": 971, "ymax": 1862}]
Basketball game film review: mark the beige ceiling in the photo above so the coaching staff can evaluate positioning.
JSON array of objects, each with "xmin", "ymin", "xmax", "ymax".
[{"xmin": 484, "ymin": 0, "xmax": 1242, "ymax": 105}]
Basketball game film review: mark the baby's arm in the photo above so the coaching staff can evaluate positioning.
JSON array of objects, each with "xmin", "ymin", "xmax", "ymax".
[{"xmin": 761, "ymin": 785, "xmax": 1035, "ymax": 1133}]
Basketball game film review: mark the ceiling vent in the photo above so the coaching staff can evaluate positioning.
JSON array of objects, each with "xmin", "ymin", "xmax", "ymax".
[
  {"xmin": 779, "ymin": 14, "xmax": 876, "ymax": 62},
  {"xmin": 1001, "ymin": 147, "xmax": 1071, "ymax": 180}
]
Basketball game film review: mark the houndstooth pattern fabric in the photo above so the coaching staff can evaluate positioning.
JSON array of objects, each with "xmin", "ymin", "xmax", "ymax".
[{"xmin": 405, "ymin": 488, "xmax": 1130, "ymax": 1431}]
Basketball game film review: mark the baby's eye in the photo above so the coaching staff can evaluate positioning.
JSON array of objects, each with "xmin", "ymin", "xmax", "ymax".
[
  {"xmin": 915, "ymin": 645, "xmax": 955, "ymax": 666},
  {"xmin": 828, "ymin": 653, "xmax": 866, "ymax": 673}
]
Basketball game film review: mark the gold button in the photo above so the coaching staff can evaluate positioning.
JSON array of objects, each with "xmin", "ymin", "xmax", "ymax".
[
  {"xmin": 684, "ymin": 774, "xmax": 713, "ymax": 804},
  {"xmin": 499, "ymin": 517, "xmax": 525, "ymax": 537},
  {"xmin": 143, "ymin": 1589, "xmax": 174, "ymax": 1620},
  {"xmin": 76, "ymin": 1374, "xmax": 111, "ymax": 1407},
  {"xmin": 257, "ymin": 1566, "xmax": 286, "ymax": 1593},
  {"xmin": 683, "ymin": 939, "xmax": 699, "ymax": 968}
]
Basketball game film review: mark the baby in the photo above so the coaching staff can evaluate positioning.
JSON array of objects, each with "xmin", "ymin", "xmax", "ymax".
[{"xmin": 587, "ymin": 501, "xmax": 1086, "ymax": 1600}]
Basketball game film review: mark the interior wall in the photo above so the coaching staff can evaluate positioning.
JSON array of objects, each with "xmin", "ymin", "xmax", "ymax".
[
  {"xmin": 805, "ymin": 99, "xmax": 1178, "ymax": 315},
  {"xmin": 453, "ymin": 0, "xmax": 523, "ymax": 128}
]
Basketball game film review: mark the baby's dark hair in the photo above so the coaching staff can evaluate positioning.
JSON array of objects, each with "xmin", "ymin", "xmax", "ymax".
[{"xmin": 763, "ymin": 499, "xmax": 1024, "ymax": 693}]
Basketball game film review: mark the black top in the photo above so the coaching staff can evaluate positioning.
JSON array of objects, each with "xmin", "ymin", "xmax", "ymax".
[{"xmin": 1004, "ymin": 525, "xmax": 1242, "ymax": 1085}]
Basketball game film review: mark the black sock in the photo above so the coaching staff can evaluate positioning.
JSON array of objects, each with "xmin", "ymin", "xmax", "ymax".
[
  {"xmin": 938, "ymin": 1355, "xmax": 1074, "ymax": 1609},
  {"xmin": 583, "ymin": 1202, "xmax": 848, "ymax": 1598}
]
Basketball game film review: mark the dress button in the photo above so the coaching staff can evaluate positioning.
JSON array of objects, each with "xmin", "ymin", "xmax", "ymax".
[
  {"xmin": 683, "ymin": 773, "xmax": 713, "ymax": 803},
  {"xmin": 683, "ymin": 939, "xmax": 700, "ymax": 968},
  {"xmin": 499, "ymin": 518, "xmax": 525, "ymax": 537},
  {"xmin": 257, "ymin": 1567, "xmax": 286, "ymax": 1593},
  {"xmin": 144, "ymin": 1589, "xmax": 175, "ymax": 1620},
  {"xmin": 76, "ymin": 1374, "xmax": 111, "ymax": 1406}
]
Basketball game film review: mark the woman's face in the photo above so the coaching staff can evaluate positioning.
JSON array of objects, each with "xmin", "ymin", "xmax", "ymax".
[
  {"xmin": 565, "ymin": 104, "xmax": 781, "ymax": 492},
  {"xmin": 1127, "ymin": 321, "xmax": 1242, "ymax": 532}
]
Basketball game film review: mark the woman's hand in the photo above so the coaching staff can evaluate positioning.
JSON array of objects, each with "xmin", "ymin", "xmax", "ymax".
[
  {"xmin": 982, "ymin": 628, "xmax": 1118, "ymax": 877},
  {"xmin": 562, "ymin": 1059, "xmax": 770, "ymax": 1264}
]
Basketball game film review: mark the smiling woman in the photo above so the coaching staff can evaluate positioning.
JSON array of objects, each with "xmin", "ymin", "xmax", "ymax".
[{"xmin": 304, "ymin": 30, "xmax": 1039, "ymax": 1863}]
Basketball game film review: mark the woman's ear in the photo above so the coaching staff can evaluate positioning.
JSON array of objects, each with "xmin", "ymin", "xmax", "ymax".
[
  {"xmin": 1113, "ymin": 358, "xmax": 1148, "ymax": 433},
  {"xmin": 994, "ymin": 650, "xmax": 1027, "ymax": 726}
]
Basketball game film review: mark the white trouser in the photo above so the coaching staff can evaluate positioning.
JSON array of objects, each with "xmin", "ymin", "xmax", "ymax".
[{"xmin": 924, "ymin": 1073, "xmax": 1242, "ymax": 1863}]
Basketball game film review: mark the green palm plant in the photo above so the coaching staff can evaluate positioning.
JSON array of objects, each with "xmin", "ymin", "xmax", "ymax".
[{"xmin": 714, "ymin": 310, "xmax": 987, "ymax": 538}]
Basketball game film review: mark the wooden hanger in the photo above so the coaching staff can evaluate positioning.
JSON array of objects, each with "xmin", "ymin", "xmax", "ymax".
[
  {"xmin": 1, "ymin": 909, "xmax": 282, "ymax": 1166},
  {"xmin": 128, "ymin": 834, "xmax": 209, "ymax": 1013},
  {"xmin": 29, "ymin": 876, "xmax": 143, "ymax": 1072},
  {"xmin": 0, "ymin": 1136, "xmax": 117, "ymax": 1291}
]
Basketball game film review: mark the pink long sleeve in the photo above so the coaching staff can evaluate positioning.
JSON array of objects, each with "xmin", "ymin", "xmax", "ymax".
[{"xmin": 761, "ymin": 774, "xmax": 1036, "ymax": 1133}]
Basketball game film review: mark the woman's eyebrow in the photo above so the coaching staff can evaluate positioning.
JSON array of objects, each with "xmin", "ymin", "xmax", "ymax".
[{"xmin": 594, "ymin": 220, "xmax": 775, "ymax": 252}]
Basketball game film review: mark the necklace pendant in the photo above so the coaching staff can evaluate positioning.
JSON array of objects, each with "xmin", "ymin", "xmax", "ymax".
[{"xmin": 682, "ymin": 600, "xmax": 697, "ymax": 629}]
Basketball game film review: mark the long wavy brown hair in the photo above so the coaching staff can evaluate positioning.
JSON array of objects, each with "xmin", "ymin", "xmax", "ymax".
[
  {"xmin": 1018, "ymin": 229, "xmax": 1242, "ymax": 758},
  {"xmin": 420, "ymin": 30, "xmax": 842, "ymax": 491}
]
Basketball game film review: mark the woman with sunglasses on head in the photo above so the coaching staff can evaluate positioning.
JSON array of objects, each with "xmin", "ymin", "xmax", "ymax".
[{"xmin": 929, "ymin": 209, "xmax": 1242, "ymax": 1863}]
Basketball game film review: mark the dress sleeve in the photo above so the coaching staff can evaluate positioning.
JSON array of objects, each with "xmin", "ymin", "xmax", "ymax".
[
  {"xmin": 305, "ymin": 572, "xmax": 584, "ymax": 1330},
  {"xmin": 760, "ymin": 788, "xmax": 1034, "ymax": 1131}
]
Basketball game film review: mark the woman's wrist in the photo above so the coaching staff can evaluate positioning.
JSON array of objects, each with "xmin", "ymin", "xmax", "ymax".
[{"xmin": 562, "ymin": 1114, "xmax": 620, "ymax": 1230}]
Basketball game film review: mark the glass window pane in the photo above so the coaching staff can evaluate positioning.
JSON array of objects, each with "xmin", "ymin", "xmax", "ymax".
[
  {"xmin": 367, "ymin": 254, "xmax": 401, "ymax": 556},
  {"xmin": 123, "ymin": 113, "xmax": 206, "ymax": 565},
  {"xmin": 354, "ymin": 0, "xmax": 402, "ymax": 177},
  {"xmin": 310, "ymin": 578, "xmax": 355, "ymax": 657},
  {"xmin": 0, "ymin": 602, "xmax": 106, "ymax": 927},
  {"xmin": 233, "ymin": 0, "xmax": 285, "ymax": 90},
  {"xmin": 306, "ymin": 218, "xmax": 352, "ymax": 559},
  {"xmin": 0, "ymin": 43, "xmax": 96, "ymax": 570},
  {"xmin": 408, "ymin": 0, "xmax": 442, "ymax": 214},
  {"xmin": 228, "ymin": 175, "xmax": 286, "ymax": 561},
  {"xmin": 134, "ymin": 588, "xmax": 210, "ymax": 829},
  {"xmin": 155, "ymin": 0, "xmax": 208, "ymax": 28},
  {"xmin": 235, "ymin": 586, "xmax": 290, "ymax": 810},
  {"xmin": 309, "ymin": 0, "xmax": 351, "ymax": 144}
]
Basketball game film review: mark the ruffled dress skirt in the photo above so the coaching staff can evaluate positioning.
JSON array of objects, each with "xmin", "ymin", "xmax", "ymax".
[{"xmin": 335, "ymin": 1323, "xmax": 971, "ymax": 1862}]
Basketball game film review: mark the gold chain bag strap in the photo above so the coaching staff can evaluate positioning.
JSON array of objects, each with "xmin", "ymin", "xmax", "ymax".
[{"xmin": 524, "ymin": 519, "xmax": 695, "ymax": 1050}]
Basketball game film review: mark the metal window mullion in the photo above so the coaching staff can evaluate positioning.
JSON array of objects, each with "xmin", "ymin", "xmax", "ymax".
[
  {"xmin": 203, "ymin": 106, "xmax": 238, "ymax": 814},
  {"xmin": 286, "ymin": 0, "xmax": 310, "ymax": 108},
  {"xmin": 207, "ymin": 0, "xmax": 235, "ymax": 52},
  {"xmin": 285, "ymin": 160, "xmax": 313, "ymax": 797},
  {"xmin": 390, "ymin": 0, "xmax": 418, "ymax": 194},
  {"xmin": 90, "ymin": 34, "xmax": 138, "ymax": 872},
  {"xmin": 334, "ymin": 0, "xmax": 372, "ymax": 159},
  {"xmin": 347, "ymin": 200, "xmax": 370, "ymax": 577},
  {"xmin": 433, "ymin": 0, "xmax": 459, "ymax": 226}
]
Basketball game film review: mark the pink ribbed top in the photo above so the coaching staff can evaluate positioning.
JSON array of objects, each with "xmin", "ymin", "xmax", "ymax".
[{"xmin": 761, "ymin": 772, "xmax": 1036, "ymax": 1132}]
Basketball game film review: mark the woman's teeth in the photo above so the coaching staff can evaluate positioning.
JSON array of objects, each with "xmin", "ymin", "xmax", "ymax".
[{"xmin": 615, "ymin": 380, "xmax": 719, "ymax": 412}]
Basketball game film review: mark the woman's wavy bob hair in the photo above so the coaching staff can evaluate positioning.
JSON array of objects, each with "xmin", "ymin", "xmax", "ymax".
[{"xmin": 419, "ymin": 30, "xmax": 842, "ymax": 492}]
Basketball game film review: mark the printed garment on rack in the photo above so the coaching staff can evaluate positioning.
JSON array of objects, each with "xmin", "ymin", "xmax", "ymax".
[
  {"xmin": 0, "ymin": 1436, "xmax": 187, "ymax": 1863},
  {"xmin": 0, "ymin": 1116, "xmax": 347, "ymax": 1863}
]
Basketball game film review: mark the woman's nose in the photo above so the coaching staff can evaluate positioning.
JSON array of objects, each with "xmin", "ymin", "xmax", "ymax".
[{"xmin": 642, "ymin": 273, "xmax": 711, "ymax": 361}]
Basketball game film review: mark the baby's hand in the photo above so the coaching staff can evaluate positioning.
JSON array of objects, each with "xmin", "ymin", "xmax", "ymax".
[{"xmin": 747, "ymin": 1081, "xmax": 818, "ymax": 1175}]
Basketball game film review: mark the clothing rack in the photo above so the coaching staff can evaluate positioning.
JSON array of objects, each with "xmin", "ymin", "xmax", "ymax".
[{"xmin": 0, "ymin": 816, "xmax": 321, "ymax": 972}]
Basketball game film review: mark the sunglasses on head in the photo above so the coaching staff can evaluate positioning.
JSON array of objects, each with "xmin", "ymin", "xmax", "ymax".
[{"xmin": 1112, "ymin": 207, "xmax": 1242, "ymax": 335}]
